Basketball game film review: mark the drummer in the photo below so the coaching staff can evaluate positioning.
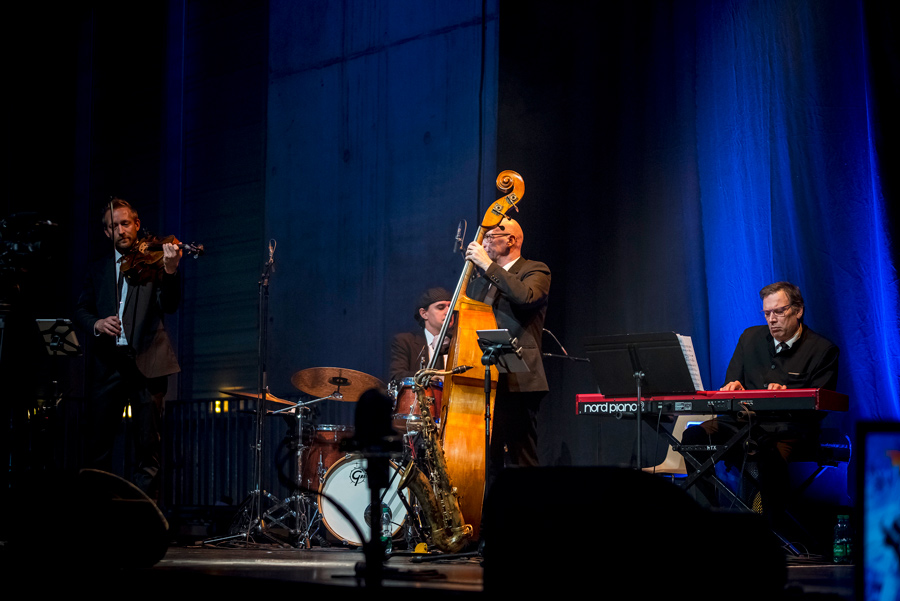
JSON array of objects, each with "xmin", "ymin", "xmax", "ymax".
[{"xmin": 388, "ymin": 287, "xmax": 454, "ymax": 382}]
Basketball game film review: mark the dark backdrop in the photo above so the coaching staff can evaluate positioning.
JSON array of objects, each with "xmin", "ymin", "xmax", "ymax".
[{"xmin": 3, "ymin": 0, "xmax": 897, "ymax": 509}]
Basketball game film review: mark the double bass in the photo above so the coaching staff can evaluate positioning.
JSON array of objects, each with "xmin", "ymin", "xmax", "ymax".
[{"xmin": 428, "ymin": 170, "xmax": 524, "ymax": 539}]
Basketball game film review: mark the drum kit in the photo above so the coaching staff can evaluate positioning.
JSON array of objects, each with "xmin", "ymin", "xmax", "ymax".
[{"xmin": 217, "ymin": 366, "xmax": 435, "ymax": 549}]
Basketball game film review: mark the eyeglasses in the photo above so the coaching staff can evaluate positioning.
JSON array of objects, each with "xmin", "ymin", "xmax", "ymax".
[
  {"xmin": 484, "ymin": 233, "xmax": 511, "ymax": 241},
  {"xmin": 761, "ymin": 304, "xmax": 793, "ymax": 318}
]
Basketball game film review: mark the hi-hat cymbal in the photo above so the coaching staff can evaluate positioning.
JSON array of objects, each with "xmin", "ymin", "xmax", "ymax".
[
  {"xmin": 290, "ymin": 367, "xmax": 386, "ymax": 402},
  {"xmin": 219, "ymin": 390, "xmax": 294, "ymax": 407}
]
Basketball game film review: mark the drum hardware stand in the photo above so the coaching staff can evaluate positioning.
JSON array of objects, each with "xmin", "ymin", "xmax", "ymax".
[
  {"xmin": 266, "ymin": 394, "xmax": 337, "ymax": 547},
  {"xmin": 376, "ymin": 421, "xmax": 428, "ymax": 550},
  {"xmin": 394, "ymin": 485, "xmax": 427, "ymax": 549},
  {"xmin": 397, "ymin": 431, "xmax": 429, "ymax": 550}
]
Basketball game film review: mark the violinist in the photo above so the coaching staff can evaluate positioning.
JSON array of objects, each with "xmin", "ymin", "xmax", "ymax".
[
  {"xmin": 464, "ymin": 217, "xmax": 550, "ymax": 476},
  {"xmin": 74, "ymin": 198, "xmax": 182, "ymax": 502}
]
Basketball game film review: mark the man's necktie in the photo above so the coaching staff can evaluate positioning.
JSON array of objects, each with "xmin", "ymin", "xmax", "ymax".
[
  {"xmin": 117, "ymin": 268, "xmax": 125, "ymax": 301},
  {"xmin": 432, "ymin": 340, "xmax": 445, "ymax": 370}
]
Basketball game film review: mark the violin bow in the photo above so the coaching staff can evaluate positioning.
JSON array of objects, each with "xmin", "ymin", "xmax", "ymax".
[{"xmin": 108, "ymin": 197, "xmax": 122, "ymax": 311}]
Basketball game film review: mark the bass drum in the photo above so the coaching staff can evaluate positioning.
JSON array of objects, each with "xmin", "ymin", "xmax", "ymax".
[{"xmin": 318, "ymin": 455, "xmax": 407, "ymax": 546}]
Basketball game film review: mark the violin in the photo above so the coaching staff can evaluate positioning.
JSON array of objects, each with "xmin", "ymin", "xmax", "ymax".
[{"xmin": 120, "ymin": 234, "xmax": 205, "ymax": 285}]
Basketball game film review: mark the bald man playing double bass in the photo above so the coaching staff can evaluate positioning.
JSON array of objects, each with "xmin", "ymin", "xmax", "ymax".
[{"xmin": 464, "ymin": 217, "xmax": 551, "ymax": 476}]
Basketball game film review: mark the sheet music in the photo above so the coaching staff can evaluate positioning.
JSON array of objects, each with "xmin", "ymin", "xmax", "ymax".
[{"xmin": 675, "ymin": 334, "xmax": 704, "ymax": 391}]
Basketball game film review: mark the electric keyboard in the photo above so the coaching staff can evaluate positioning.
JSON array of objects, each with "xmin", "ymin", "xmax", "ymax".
[{"xmin": 575, "ymin": 388, "xmax": 848, "ymax": 416}]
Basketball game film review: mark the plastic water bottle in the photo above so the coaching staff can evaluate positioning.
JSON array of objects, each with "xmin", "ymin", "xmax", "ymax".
[
  {"xmin": 832, "ymin": 514, "xmax": 851, "ymax": 563},
  {"xmin": 380, "ymin": 504, "xmax": 393, "ymax": 554}
]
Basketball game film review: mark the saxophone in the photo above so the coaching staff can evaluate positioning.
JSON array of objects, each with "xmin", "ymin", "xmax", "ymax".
[{"xmin": 397, "ymin": 368, "xmax": 473, "ymax": 553}]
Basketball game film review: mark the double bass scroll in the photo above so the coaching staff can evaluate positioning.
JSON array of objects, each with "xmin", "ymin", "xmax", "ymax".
[{"xmin": 428, "ymin": 170, "xmax": 524, "ymax": 369}]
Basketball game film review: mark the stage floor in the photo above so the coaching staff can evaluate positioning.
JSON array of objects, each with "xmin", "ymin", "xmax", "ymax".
[
  {"xmin": 1, "ymin": 537, "xmax": 854, "ymax": 599},
  {"xmin": 158, "ymin": 544, "xmax": 483, "ymax": 591},
  {"xmin": 141, "ymin": 543, "xmax": 852, "ymax": 599}
]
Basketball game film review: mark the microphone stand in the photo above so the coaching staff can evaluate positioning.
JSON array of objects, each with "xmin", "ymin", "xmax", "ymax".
[
  {"xmin": 541, "ymin": 328, "xmax": 590, "ymax": 362},
  {"xmin": 633, "ymin": 370, "xmax": 645, "ymax": 470},
  {"xmin": 249, "ymin": 241, "xmax": 277, "ymax": 541},
  {"xmin": 205, "ymin": 241, "xmax": 278, "ymax": 547},
  {"xmin": 476, "ymin": 333, "xmax": 528, "ymax": 502}
]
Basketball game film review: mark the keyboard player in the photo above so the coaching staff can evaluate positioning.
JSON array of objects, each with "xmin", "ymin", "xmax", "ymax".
[{"xmin": 681, "ymin": 281, "xmax": 839, "ymax": 527}]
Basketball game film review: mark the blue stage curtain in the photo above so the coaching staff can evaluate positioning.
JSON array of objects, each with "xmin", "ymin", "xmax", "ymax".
[
  {"xmin": 497, "ymin": 0, "xmax": 897, "ymax": 469},
  {"xmin": 694, "ymin": 0, "xmax": 899, "ymax": 423}
]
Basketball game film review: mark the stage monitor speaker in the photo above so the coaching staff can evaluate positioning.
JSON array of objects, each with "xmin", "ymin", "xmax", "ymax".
[
  {"xmin": 482, "ymin": 466, "xmax": 786, "ymax": 600},
  {"xmin": 70, "ymin": 469, "xmax": 170, "ymax": 569},
  {"xmin": 6, "ymin": 468, "xmax": 169, "ymax": 574}
]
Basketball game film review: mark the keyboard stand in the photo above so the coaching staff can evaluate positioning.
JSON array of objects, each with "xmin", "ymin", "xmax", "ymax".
[{"xmin": 662, "ymin": 419, "xmax": 802, "ymax": 556}]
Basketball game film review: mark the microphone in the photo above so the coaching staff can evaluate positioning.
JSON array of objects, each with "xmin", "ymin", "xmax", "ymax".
[
  {"xmin": 416, "ymin": 344, "xmax": 428, "ymax": 367},
  {"xmin": 450, "ymin": 365, "xmax": 473, "ymax": 374},
  {"xmin": 453, "ymin": 220, "xmax": 465, "ymax": 253},
  {"xmin": 543, "ymin": 328, "xmax": 567, "ymax": 356}
]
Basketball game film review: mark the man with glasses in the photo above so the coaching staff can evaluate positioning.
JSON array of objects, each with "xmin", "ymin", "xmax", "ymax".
[
  {"xmin": 682, "ymin": 281, "xmax": 839, "ymax": 526},
  {"xmin": 719, "ymin": 281, "xmax": 838, "ymax": 392},
  {"xmin": 464, "ymin": 217, "xmax": 551, "ymax": 475}
]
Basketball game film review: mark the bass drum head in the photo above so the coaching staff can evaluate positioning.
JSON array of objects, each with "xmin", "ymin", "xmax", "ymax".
[{"xmin": 318, "ymin": 455, "xmax": 406, "ymax": 546}]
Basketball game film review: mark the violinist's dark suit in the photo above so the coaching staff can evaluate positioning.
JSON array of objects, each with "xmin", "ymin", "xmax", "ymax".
[{"xmin": 74, "ymin": 253, "xmax": 180, "ymax": 498}]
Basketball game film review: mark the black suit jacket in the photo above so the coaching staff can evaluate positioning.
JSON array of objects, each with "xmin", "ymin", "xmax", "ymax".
[
  {"xmin": 723, "ymin": 324, "xmax": 839, "ymax": 391},
  {"xmin": 389, "ymin": 331, "xmax": 429, "ymax": 382},
  {"xmin": 466, "ymin": 257, "xmax": 551, "ymax": 393},
  {"xmin": 74, "ymin": 253, "xmax": 181, "ymax": 380}
]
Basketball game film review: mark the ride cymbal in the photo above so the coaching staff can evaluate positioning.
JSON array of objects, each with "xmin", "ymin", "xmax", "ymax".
[{"xmin": 290, "ymin": 367, "xmax": 386, "ymax": 402}]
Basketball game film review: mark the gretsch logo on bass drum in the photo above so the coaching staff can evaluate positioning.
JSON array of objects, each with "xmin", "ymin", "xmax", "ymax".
[{"xmin": 349, "ymin": 467, "xmax": 367, "ymax": 487}]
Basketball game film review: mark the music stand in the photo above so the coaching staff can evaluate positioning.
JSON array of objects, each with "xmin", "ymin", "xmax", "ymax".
[
  {"xmin": 35, "ymin": 319, "xmax": 82, "ymax": 409},
  {"xmin": 36, "ymin": 319, "xmax": 82, "ymax": 357},
  {"xmin": 583, "ymin": 332, "xmax": 696, "ymax": 468},
  {"xmin": 476, "ymin": 329, "xmax": 530, "ymax": 497}
]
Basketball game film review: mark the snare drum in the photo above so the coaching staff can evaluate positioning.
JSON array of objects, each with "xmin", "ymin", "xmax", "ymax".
[
  {"xmin": 392, "ymin": 378, "xmax": 443, "ymax": 428},
  {"xmin": 299, "ymin": 424, "xmax": 354, "ymax": 492},
  {"xmin": 318, "ymin": 455, "xmax": 407, "ymax": 546}
]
